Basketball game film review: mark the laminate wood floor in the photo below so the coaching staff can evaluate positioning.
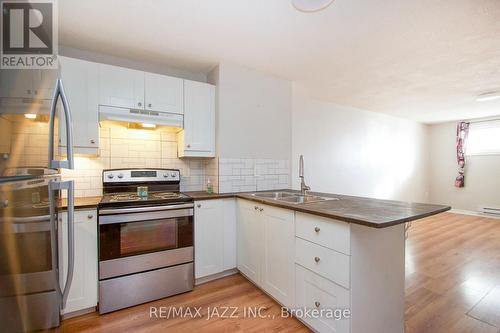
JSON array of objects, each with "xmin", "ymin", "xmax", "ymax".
[
  {"xmin": 58, "ymin": 212, "xmax": 500, "ymax": 333},
  {"xmin": 405, "ymin": 213, "xmax": 500, "ymax": 333}
]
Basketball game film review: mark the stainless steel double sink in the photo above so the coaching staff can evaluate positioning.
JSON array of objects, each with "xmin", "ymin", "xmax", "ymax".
[{"xmin": 251, "ymin": 191, "xmax": 339, "ymax": 204}]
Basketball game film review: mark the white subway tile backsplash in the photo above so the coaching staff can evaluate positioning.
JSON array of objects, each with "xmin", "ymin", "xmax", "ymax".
[
  {"xmin": 60, "ymin": 122, "xmax": 212, "ymax": 196},
  {"xmin": 217, "ymin": 158, "xmax": 290, "ymax": 193}
]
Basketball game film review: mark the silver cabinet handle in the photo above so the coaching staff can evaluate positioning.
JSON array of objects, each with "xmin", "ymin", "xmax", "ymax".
[
  {"xmin": 197, "ymin": 204, "xmax": 201, "ymax": 208},
  {"xmin": 314, "ymin": 226, "xmax": 320, "ymax": 233},
  {"xmin": 138, "ymin": 102, "xmax": 142, "ymax": 107},
  {"xmin": 27, "ymin": 89, "xmax": 31, "ymax": 94},
  {"xmin": 90, "ymin": 139, "xmax": 95, "ymax": 144},
  {"xmin": 148, "ymin": 103, "xmax": 152, "ymax": 108},
  {"xmin": 87, "ymin": 214, "xmax": 93, "ymax": 219},
  {"xmin": 314, "ymin": 256, "xmax": 320, "ymax": 263},
  {"xmin": 187, "ymin": 144, "xmax": 191, "ymax": 148},
  {"xmin": 315, "ymin": 301, "xmax": 320, "ymax": 308},
  {"xmin": 50, "ymin": 180, "xmax": 75, "ymax": 309},
  {"xmin": 48, "ymin": 79, "xmax": 74, "ymax": 169}
]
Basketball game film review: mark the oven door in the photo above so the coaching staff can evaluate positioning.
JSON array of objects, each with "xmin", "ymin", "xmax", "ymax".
[{"xmin": 98, "ymin": 204, "xmax": 193, "ymax": 279}]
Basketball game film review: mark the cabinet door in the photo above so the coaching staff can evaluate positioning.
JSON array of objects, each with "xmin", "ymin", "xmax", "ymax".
[
  {"xmin": 33, "ymin": 69, "xmax": 58, "ymax": 99},
  {"xmin": 194, "ymin": 200, "xmax": 224, "ymax": 278},
  {"xmin": 180, "ymin": 80, "xmax": 215, "ymax": 155},
  {"xmin": 144, "ymin": 72, "xmax": 183, "ymax": 114},
  {"xmin": 262, "ymin": 205, "xmax": 295, "ymax": 307},
  {"xmin": 295, "ymin": 265, "xmax": 350, "ymax": 333},
  {"xmin": 223, "ymin": 199, "xmax": 237, "ymax": 270},
  {"xmin": 59, "ymin": 57, "xmax": 99, "ymax": 151},
  {"xmin": 59, "ymin": 210, "xmax": 98, "ymax": 314},
  {"xmin": 0, "ymin": 69, "xmax": 33, "ymax": 98},
  {"xmin": 237, "ymin": 200, "xmax": 263, "ymax": 284},
  {"xmin": 99, "ymin": 64, "xmax": 144, "ymax": 109}
]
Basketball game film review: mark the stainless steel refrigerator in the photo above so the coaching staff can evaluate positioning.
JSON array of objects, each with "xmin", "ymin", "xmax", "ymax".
[{"xmin": 0, "ymin": 68, "xmax": 76, "ymax": 332}]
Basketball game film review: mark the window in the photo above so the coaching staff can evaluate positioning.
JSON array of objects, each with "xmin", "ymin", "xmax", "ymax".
[{"xmin": 467, "ymin": 120, "xmax": 500, "ymax": 155}]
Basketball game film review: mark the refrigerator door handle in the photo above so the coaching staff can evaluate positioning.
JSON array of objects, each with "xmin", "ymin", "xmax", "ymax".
[
  {"xmin": 50, "ymin": 180, "xmax": 75, "ymax": 309},
  {"xmin": 48, "ymin": 79, "xmax": 74, "ymax": 169}
]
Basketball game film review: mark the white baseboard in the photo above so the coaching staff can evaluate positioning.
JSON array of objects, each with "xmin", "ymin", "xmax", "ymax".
[
  {"xmin": 62, "ymin": 306, "xmax": 96, "ymax": 320},
  {"xmin": 450, "ymin": 209, "xmax": 500, "ymax": 220},
  {"xmin": 195, "ymin": 268, "xmax": 238, "ymax": 285}
]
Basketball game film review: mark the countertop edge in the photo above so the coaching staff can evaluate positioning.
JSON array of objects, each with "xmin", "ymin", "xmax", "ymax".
[
  {"xmin": 58, "ymin": 196, "xmax": 102, "ymax": 210},
  {"xmin": 184, "ymin": 191, "xmax": 451, "ymax": 228},
  {"xmin": 58, "ymin": 192, "xmax": 451, "ymax": 228}
]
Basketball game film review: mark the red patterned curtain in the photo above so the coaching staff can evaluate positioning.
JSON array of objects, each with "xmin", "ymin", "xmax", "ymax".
[{"xmin": 455, "ymin": 121, "xmax": 470, "ymax": 188}]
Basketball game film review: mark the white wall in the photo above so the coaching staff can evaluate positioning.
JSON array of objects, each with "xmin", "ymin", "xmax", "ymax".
[
  {"xmin": 208, "ymin": 63, "xmax": 291, "ymax": 160},
  {"xmin": 291, "ymin": 84, "xmax": 430, "ymax": 203},
  {"xmin": 428, "ymin": 122, "xmax": 500, "ymax": 211}
]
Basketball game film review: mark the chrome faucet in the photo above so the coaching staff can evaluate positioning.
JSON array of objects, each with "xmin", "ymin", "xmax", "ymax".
[{"xmin": 299, "ymin": 155, "xmax": 310, "ymax": 196}]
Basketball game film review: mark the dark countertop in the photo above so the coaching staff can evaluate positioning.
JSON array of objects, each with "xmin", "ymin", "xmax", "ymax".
[
  {"xmin": 58, "ymin": 196, "xmax": 102, "ymax": 210},
  {"xmin": 60, "ymin": 190, "xmax": 450, "ymax": 228},
  {"xmin": 185, "ymin": 190, "xmax": 450, "ymax": 228},
  {"xmin": 184, "ymin": 191, "xmax": 236, "ymax": 200}
]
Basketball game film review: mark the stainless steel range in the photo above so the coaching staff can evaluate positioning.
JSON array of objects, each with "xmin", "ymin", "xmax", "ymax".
[{"xmin": 98, "ymin": 168, "xmax": 194, "ymax": 314}]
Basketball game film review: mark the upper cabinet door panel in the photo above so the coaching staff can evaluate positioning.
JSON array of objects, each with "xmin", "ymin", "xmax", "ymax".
[
  {"xmin": 144, "ymin": 72, "xmax": 183, "ymax": 114},
  {"xmin": 0, "ymin": 70, "xmax": 34, "ymax": 98},
  {"xmin": 183, "ymin": 80, "xmax": 215, "ymax": 152},
  {"xmin": 99, "ymin": 64, "xmax": 144, "ymax": 109},
  {"xmin": 59, "ymin": 56, "xmax": 99, "ymax": 149},
  {"xmin": 33, "ymin": 69, "xmax": 58, "ymax": 99}
]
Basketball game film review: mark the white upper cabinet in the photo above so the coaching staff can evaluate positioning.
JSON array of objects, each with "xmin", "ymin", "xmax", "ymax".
[
  {"xmin": 144, "ymin": 72, "xmax": 183, "ymax": 114},
  {"xmin": 99, "ymin": 64, "xmax": 144, "ymax": 109},
  {"xmin": 0, "ymin": 70, "xmax": 33, "ymax": 98},
  {"xmin": 59, "ymin": 56, "xmax": 99, "ymax": 153},
  {"xmin": 33, "ymin": 69, "xmax": 58, "ymax": 99},
  {"xmin": 178, "ymin": 80, "xmax": 215, "ymax": 157},
  {"xmin": 0, "ymin": 69, "xmax": 57, "ymax": 99}
]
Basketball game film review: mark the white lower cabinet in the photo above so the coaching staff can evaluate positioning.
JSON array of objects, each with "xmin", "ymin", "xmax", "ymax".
[
  {"xmin": 194, "ymin": 199, "xmax": 236, "ymax": 280},
  {"xmin": 237, "ymin": 200, "xmax": 263, "ymax": 284},
  {"xmin": 295, "ymin": 237, "xmax": 350, "ymax": 289},
  {"xmin": 237, "ymin": 200, "xmax": 295, "ymax": 308},
  {"xmin": 59, "ymin": 209, "xmax": 98, "ymax": 314},
  {"xmin": 261, "ymin": 205, "xmax": 295, "ymax": 308},
  {"xmin": 295, "ymin": 265, "xmax": 350, "ymax": 333}
]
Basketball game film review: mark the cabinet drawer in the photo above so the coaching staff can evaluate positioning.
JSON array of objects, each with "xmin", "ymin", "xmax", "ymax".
[
  {"xmin": 295, "ymin": 265, "xmax": 350, "ymax": 333},
  {"xmin": 295, "ymin": 237, "xmax": 350, "ymax": 289},
  {"xmin": 296, "ymin": 213, "xmax": 350, "ymax": 255}
]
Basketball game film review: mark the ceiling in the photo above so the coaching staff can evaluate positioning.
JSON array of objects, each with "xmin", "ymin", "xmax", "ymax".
[{"xmin": 59, "ymin": 0, "xmax": 500, "ymax": 124}]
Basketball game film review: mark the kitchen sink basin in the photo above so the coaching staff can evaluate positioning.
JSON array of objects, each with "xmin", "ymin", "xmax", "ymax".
[
  {"xmin": 251, "ymin": 191, "xmax": 339, "ymax": 204},
  {"xmin": 251, "ymin": 191, "xmax": 297, "ymax": 199},
  {"xmin": 280, "ymin": 194, "xmax": 339, "ymax": 204}
]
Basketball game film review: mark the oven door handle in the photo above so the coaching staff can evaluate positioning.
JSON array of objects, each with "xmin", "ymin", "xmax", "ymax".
[
  {"xmin": 98, "ymin": 203, "xmax": 194, "ymax": 215},
  {"xmin": 99, "ymin": 207, "xmax": 193, "ymax": 225}
]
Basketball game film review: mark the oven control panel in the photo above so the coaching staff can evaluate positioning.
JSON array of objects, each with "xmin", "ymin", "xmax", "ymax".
[{"xmin": 103, "ymin": 169, "xmax": 180, "ymax": 183}]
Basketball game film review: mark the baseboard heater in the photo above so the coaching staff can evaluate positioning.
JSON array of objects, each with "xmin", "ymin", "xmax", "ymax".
[{"xmin": 479, "ymin": 206, "xmax": 500, "ymax": 216}]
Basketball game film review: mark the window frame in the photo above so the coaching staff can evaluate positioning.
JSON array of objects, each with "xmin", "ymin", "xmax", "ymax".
[{"xmin": 466, "ymin": 120, "xmax": 500, "ymax": 156}]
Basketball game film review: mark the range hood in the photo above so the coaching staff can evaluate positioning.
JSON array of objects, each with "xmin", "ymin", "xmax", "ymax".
[{"xmin": 99, "ymin": 105, "xmax": 183, "ymax": 128}]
